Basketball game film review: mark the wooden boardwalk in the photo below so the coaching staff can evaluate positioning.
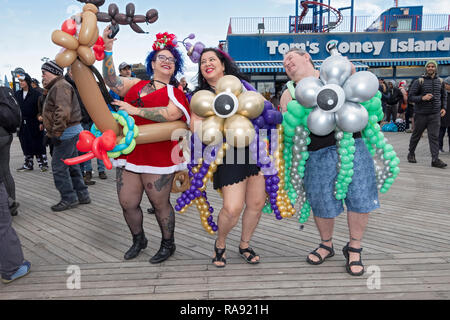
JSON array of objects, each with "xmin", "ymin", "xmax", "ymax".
[{"xmin": 1, "ymin": 131, "xmax": 450, "ymax": 300}]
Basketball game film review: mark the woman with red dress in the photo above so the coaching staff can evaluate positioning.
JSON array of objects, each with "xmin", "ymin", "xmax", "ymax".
[{"xmin": 102, "ymin": 27, "xmax": 190, "ymax": 263}]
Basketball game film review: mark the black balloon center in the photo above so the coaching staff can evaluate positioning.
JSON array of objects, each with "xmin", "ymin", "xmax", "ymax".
[
  {"xmin": 214, "ymin": 94, "xmax": 235, "ymax": 117},
  {"xmin": 317, "ymin": 89, "xmax": 338, "ymax": 111}
]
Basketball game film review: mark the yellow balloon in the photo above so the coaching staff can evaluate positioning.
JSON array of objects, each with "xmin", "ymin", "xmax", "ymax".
[
  {"xmin": 215, "ymin": 75, "xmax": 243, "ymax": 96},
  {"xmin": 237, "ymin": 91, "xmax": 265, "ymax": 119},
  {"xmin": 190, "ymin": 90, "xmax": 216, "ymax": 117},
  {"xmin": 224, "ymin": 114, "xmax": 255, "ymax": 148}
]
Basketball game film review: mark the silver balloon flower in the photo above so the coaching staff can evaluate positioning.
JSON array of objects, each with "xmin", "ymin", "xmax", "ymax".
[{"xmin": 294, "ymin": 47, "xmax": 378, "ymax": 136}]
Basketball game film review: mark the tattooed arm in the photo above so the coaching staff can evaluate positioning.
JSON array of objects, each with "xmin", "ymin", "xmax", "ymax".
[
  {"xmin": 112, "ymin": 99, "xmax": 183, "ymax": 122},
  {"xmin": 102, "ymin": 26, "xmax": 139, "ymax": 97}
]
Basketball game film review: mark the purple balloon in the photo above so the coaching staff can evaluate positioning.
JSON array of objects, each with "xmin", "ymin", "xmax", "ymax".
[
  {"xmin": 264, "ymin": 110, "xmax": 276, "ymax": 124},
  {"xmin": 194, "ymin": 189, "xmax": 202, "ymax": 198},
  {"xmin": 175, "ymin": 204, "xmax": 181, "ymax": 211},
  {"xmin": 209, "ymin": 207, "xmax": 214, "ymax": 213},
  {"xmin": 254, "ymin": 115, "xmax": 266, "ymax": 128},
  {"xmin": 272, "ymin": 176, "xmax": 280, "ymax": 184},
  {"xmin": 276, "ymin": 215, "xmax": 283, "ymax": 220},
  {"xmin": 188, "ymin": 193, "xmax": 195, "ymax": 200},
  {"xmin": 190, "ymin": 185, "xmax": 197, "ymax": 193},
  {"xmin": 212, "ymin": 225, "xmax": 218, "ymax": 232},
  {"xmin": 207, "ymin": 215, "xmax": 213, "ymax": 222}
]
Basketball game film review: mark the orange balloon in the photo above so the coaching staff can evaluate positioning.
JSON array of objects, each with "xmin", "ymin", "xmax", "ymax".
[
  {"xmin": 79, "ymin": 11, "xmax": 97, "ymax": 45},
  {"xmin": 77, "ymin": 45, "xmax": 96, "ymax": 66},
  {"xmin": 55, "ymin": 49, "xmax": 77, "ymax": 68},
  {"xmin": 52, "ymin": 30, "xmax": 79, "ymax": 51}
]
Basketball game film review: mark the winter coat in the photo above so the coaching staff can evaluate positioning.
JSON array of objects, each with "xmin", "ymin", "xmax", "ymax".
[
  {"xmin": 42, "ymin": 76, "xmax": 82, "ymax": 138},
  {"xmin": 14, "ymin": 87, "xmax": 45, "ymax": 155},
  {"xmin": 386, "ymin": 86, "xmax": 403, "ymax": 105},
  {"xmin": 442, "ymin": 91, "xmax": 450, "ymax": 127},
  {"xmin": 408, "ymin": 74, "xmax": 447, "ymax": 114}
]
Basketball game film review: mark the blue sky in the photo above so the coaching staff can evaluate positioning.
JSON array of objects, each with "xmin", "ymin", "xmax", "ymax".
[{"xmin": 0, "ymin": 0, "xmax": 448, "ymax": 86}]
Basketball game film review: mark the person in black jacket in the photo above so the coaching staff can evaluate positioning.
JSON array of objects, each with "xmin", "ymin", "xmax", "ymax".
[
  {"xmin": 385, "ymin": 80, "xmax": 403, "ymax": 122},
  {"xmin": 14, "ymin": 73, "xmax": 48, "ymax": 172},
  {"xmin": 407, "ymin": 60, "xmax": 447, "ymax": 168},
  {"xmin": 439, "ymin": 76, "xmax": 450, "ymax": 152}
]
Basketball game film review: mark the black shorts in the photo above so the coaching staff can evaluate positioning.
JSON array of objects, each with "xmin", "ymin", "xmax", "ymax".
[{"xmin": 213, "ymin": 146, "xmax": 260, "ymax": 189}]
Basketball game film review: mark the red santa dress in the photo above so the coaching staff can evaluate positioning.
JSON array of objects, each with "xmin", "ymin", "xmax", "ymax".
[{"xmin": 111, "ymin": 81, "xmax": 190, "ymax": 174}]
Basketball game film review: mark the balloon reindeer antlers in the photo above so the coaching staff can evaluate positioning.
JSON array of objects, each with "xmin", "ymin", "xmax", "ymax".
[{"xmin": 76, "ymin": 1, "xmax": 158, "ymax": 34}]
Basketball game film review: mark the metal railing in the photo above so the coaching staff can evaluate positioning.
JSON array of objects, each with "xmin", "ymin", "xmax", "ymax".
[{"xmin": 228, "ymin": 14, "xmax": 450, "ymax": 34}]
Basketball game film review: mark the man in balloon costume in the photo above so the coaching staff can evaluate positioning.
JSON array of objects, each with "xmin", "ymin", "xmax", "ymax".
[{"xmin": 280, "ymin": 46, "xmax": 400, "ymax": 276}]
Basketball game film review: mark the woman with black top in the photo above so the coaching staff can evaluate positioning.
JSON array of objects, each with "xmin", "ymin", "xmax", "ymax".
[
  {"xmin": 191, "ymin": 48, "xmax": 266, "ymax": 267},
  {"xmin": 281, "ymin": 48, "xmax": 379, "ymax": 276}
]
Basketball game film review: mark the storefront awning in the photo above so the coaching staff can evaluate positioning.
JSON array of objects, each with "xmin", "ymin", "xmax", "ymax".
[
  {"xmin": 237, "ymin": 61, "xmax": 369, "ymax": 73},
  {"xmin": 364, "ymin": 59, "xmax": 450, "ymax": 67}
]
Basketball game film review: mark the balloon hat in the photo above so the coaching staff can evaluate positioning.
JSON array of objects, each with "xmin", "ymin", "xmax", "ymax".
[{"xmin": 181, "ymin": 33, "xmax": 205, "ymax": 64}]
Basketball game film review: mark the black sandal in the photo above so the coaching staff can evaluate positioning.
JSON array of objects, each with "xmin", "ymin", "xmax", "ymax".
[
  {"xmin": 306, "ymin": 243, "xmax": 335, "ymax": 265},
  {"xmin": 212, "ymin": 241, "xmax": 226, "ymax": 268},
  {"xmin": 239, "ymin": 246, "xmax": 260, "ymax": 264},
  {"xmin": 343, "ymin": 242, "xmax": 364, "ymax": 276}
]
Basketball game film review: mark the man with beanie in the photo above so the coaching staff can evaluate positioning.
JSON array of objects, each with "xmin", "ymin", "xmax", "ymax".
[
  {"xmin": 407, "ymin": 60, "xmax": 447, "ymax": 168},
  {"xmin": 41, "ymin": 61, "xmax": 91, "ymax": 211},
  {"xmin": 14, "ymin": 73, "xmax": 48, "ymax": 172}
]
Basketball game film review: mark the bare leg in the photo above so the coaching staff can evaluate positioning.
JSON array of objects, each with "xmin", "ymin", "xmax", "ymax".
[
  {"xmin": 307, "ymin": 216, "xmax": 335, "ymax": 262},
  {"xmin": 240, "ymin": 174, "xmax": 265, "ymax": 262},
  {"xmin": 347, "ymin": 211, "xmax": 370, "ymax": 274},
  {"xmin": 213, "ymin": 180, "xmax": 247, "ymax": 267}
]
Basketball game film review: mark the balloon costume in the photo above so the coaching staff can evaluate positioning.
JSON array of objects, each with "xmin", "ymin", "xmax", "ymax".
[
  {"xmin": 282, "ymin": 45, "xmax": 400, "ymax": 224},
  {"xmin": 50, "ymin": 1, "xmax": 189, "ymax": 190}
]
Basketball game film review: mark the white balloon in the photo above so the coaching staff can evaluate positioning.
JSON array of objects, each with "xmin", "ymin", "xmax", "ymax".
[
  {"xmin": 343, "ymin": 71, "xmax": 379, "ymax": 103},
  {"xmin": 307, "ymin": 108, "xmax": 336, "ymax": 136},
  {"xmin": 335, "ymin": 101, "xmax": 369, "ymax": 133},
  {"xmin": 295, "ymin": 77, "xmax": 323, "ymax": 108}
]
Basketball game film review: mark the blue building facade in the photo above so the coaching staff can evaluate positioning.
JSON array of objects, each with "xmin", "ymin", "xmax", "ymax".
[{"xmin": 225, "ymin": 5, "xmax": 450, "ymax": 95}]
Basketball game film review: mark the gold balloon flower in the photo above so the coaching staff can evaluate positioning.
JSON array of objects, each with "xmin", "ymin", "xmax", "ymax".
[{"xmin": 190, "ymin": 75, "xmax": 265, "ymax": 148}]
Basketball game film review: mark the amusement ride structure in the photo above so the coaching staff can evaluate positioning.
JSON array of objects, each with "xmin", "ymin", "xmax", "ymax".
[{"xmin": 292, "ymin": 0, "xmax": 354, "ymax": 33}]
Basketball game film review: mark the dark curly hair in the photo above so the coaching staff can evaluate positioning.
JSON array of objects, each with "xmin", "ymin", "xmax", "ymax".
[
  {"xmin": 195, "ymin": 48, "xmax": 248, "ymax": 92},
  {"xmin": 145, "ymin": 46, "xmax": 184, "ymax": 86}
]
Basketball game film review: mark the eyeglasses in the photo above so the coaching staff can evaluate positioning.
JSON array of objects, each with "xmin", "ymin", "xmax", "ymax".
[{"xmin": 154, "ymin": 54, "xmax": 177, "ymax": 65}]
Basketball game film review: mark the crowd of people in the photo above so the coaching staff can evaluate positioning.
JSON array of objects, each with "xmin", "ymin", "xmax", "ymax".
[{"xmin": 1, "ymin": 27, "xmax": 449, "ymax": 284}]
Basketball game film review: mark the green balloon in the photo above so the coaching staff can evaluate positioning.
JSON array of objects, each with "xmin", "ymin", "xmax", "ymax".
[{"xmin": 287, "ymin": 102, "xmax": 305, "ymax": 118}]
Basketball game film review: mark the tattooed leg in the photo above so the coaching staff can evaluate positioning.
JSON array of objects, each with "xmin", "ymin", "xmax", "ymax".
[
  {"xmin": 116, "ymin": 168, "xmax": 145, "ymax": 235},
  {"xmin": 142, "ymin": 173, "xmax": 175, "ymax": 239}
]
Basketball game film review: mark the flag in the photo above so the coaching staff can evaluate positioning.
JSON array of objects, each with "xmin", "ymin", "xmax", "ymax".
[{"xmin": 4, "ymin": 75, "xmax": 8, "ymax": 87}]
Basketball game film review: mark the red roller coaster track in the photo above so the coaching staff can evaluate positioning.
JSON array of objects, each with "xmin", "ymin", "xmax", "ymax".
[{"xmin": 298, "ymin": 1, "xmax": 343, "ymax": 32}]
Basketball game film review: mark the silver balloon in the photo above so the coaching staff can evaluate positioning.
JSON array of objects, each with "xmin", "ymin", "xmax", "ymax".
[
  {"xmin": 320, "ymin": 55, "xmax": 352, "ymax": 86},
  {"xmin": 343, "ymin": 71, "xmax": 379, "ymax": 103},
  {"xmin": 307, "ymin": 108, "xmax": 336, "ymax": 136},
  {"xmin": 295, "ymin": 77, "xmax": 323, "ymax": 108},
  {"xmin": 334, "ymin": 101, "xmax": 368, "ymax": 133}
]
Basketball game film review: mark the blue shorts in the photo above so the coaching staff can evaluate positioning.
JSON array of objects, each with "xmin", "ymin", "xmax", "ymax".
[{"xmin": 304, "ymin": 138, "xmax": 380, "ymax": 219}]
